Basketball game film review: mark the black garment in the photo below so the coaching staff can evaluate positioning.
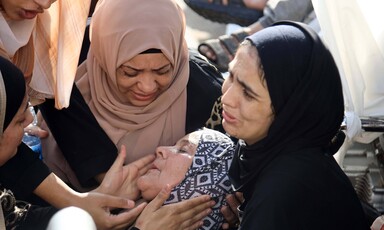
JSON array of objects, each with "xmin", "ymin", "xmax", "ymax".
[
  {"xmin": 38, "ymin": 84, "xmax": 117, "ymax": 188},
  {"xmin": 186, "ymin": 49, "xmax": 223, "ymax": 133},
  {"xmin": 0, "ymin": 185, "xmax": 57, "ymax": 230},
  {"xmin": 227, "ymin": 22, "xmax": 368, "ymax": 229},
  {"xmin": 229, "ymin": 21, "xmax": 345, "ymax": 192},
  {"xmin": 38, "ymin": 49, "xmax": 224, "ymax": 188},
  {"xmin": 0, "ymin": 144, "xmax": 51, "ymax": 200},
  {"xmin": 238, "ymin": 147, "xmax": 369, "ymax": 229}
]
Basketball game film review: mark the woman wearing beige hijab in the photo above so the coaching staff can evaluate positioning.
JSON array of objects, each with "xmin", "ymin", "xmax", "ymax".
[
  {"xmin": 0, "ymin": 0, "xmax": 168, "ymax": 229},
  {"xmin": 40, "ymin": 0, "xmax": 223, "ymax": 194}
]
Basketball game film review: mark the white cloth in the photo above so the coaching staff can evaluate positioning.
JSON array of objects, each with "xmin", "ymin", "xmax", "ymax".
[
  {"xmin": 312, "ymin": 0, "xmax": 384, "ymax": 140},
  {"xmin": 46, "ymin": 207, "xmax": 96, "ymax": 230}
]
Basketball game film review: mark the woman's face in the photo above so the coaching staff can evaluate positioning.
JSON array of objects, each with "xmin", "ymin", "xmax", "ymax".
[
  {"xmin": 0, "ymin": 0, "xmax": 56, "ymax": 20},
  {"xmin": 115, "ymin": 53, "xmax": 174, "ymax": 107},
  {"xmin": 137, "ymin": 132, "xmax": 201, "ymax": 201},
  {"xmin": 221, "ymin": 45, "xmax": 274, "ymax": 145},
  {"xmin": 0, "ymin": 95, "xmax": 33, "ymax": 166}
]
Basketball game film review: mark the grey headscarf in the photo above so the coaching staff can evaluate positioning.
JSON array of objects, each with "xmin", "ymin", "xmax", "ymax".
[{"xmin": 164, "ymin": 128, "xmax": 235, "ymax": 230}]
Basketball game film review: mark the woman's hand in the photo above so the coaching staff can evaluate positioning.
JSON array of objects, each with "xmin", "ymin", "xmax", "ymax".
[
  {"xmin": 77, "ymin": 191, "xmax": 147, "ymax": 230},
  {"xmin": 134, "ymin": 185, "xmax": 215, "ymax": 230},
  {"xmin": 96, "ymin": 145, "xmax": 155, "ymax": 200},
  {"xmin": 24, "ymin": 123, "xmax": 49, "ymax": 138},
  {"xmin": 34, "ymin": 172, "xmax": 147, "ymax": 230},
  {"xmin": 221, "ymin": 192, "xmax": 244, "ymax": 229}
]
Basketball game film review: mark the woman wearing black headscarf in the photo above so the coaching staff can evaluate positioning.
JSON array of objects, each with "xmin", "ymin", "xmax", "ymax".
[
  {"xmin": 0, "ymin": 55, "xmax": 58, "ymax": 229},
  {"xmin": 221, "ymin": 21, "xmax": 368, "ymax": 229}
]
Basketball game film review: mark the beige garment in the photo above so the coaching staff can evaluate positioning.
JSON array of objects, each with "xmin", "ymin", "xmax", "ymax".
[
  {"xmin": 0, "ymin": 70, "xmax": 5, "ymax": 135},
  {"xmin": 42, "ymin": 0, "xmax": 189, "ymax": 190},
  {"xmin": 76, "ymin": 0, "xmax": 189, "ymax": 164},
  {"xmin": 0, "ymin": 0, "xmax": 90, "ymax": 109}
]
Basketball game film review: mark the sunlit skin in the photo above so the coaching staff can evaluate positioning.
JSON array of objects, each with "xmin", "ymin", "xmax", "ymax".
[
  {"xmin": 0, "ymin": 0, "xmax": 56, "ymax": 21},
  {"xmin": 137, "ymin": 131, "xmax": 202, "ymax": 201},
  {"xmin": 115, "ymin": 53, "xmax": 174, "ymax": 107},
  {"xmin": 0, "ymin": 94, "xmax": 33, "ymax": 166},
  {"xmin": 221, "ymin": 44, "xmax": 274, "ymax": 145}
]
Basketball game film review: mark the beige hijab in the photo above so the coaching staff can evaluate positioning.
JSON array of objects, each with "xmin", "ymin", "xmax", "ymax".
[
  {"xmin": 0, "ymin": 0, "xmax": 90, "ymax": 109},
  {"xmin": 76, "ymin": 0, "xmax": 189, "ymax": 163}
]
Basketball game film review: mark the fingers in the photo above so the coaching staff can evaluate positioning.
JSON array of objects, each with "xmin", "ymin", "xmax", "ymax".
[
  {"xmin": 221, "ymin": 206, "xmax": 238, "ymax": 228},
  {"xmin": 131, "ymin": 154, "xmax": 156, "ymax": 175},
  {"xmin": 25, "ymin": 124, "xmax": 49, "ymax": 138},
  {"xmin": 179, "ymin": 203, "xmax": 212, "ymax": 229},
  {"xmin": 106, "ymin": 202, "xmax": 148, "ymax": 229},
  {"xmin": 235, "ymin": 192, "xmax": 244, "ymax": 203},
  {"xmin": 145, "ymin": 185, "xmax": 171, "ymax": 211},
  {"xmin": 175, "ymin": 195, "xmax": 213, "ymax": 213},
  {"xmin": 220, "ymin": 193, "xmax": 243, "ymax": 228},
  {"xmin": 100, "ymin": 194, "xmax": 135, "ymax": 210},
  {"xmin": 109, "ymin": 145, "xmax": 127, "ymax": 173},
  {"xmin": 226, "ymin": 193, "xmax": 241, "ymax": 214}
]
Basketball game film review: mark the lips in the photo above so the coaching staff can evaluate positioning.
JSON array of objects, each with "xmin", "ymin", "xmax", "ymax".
[
  {"xmin": 21, "ymin": 9, "xmax": 43, "ymax": 19},
  {"xmin": 222, "ymin": 109, "xmax": 237, "ymax": 124},
  {"xmin": 132, "ymin": 91, "xmax": 157, "ymax": 101}
]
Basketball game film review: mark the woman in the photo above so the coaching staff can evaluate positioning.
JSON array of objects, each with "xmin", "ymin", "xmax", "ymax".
[
  {"xmin": 221, "ymin": 21, "xmax": 369, "ymax": 229},
  {"xmin": 0, "ymin": 55, "xmax": 136, "ymax": 229},
  {"xmin": 137, "ymin": 128, "xmax": 235, "ymax": 230},
  {"xmin": 40, "ymin": 0, "xmax": 223, "ymax": 191},
  {"xmin": 0, "ymin": 56, "xmax": 214, "ymax": 229},
  {"xmin": 0, "ymin": 47, "xmax": 58, "ymax": 230}
]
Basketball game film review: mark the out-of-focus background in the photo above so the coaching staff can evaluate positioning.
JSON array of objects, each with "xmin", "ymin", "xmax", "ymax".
[{"xmin": 176, "ymin": 0, "xmax": 226, "ymax": 49}]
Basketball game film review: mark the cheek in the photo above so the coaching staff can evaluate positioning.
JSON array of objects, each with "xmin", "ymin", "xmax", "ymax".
[
  {"xmin": 156, "ymin": 75, "xmax": 173, "ymax": 90},
  {"xmin": 221, "ymin": 78, "xmax": 230, "ymax": 94},
  {"xmin": 161, "ymin": 157, "xmax": 191, "ymax": 186},
  {"xmin": 137, "ymin": 173, "xmax": 162, "ymax": 201},
  {"xmin": 116, "ymin": 77, "xmax": 135, "ymax": 91},
  {"xmin": 0, "ymin": 137, "xmax": 18, "ymax": 166}
]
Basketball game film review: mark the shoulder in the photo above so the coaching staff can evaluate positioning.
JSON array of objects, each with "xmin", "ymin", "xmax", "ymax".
[{"xmin": 188, "ymin": 49, "xmax": 223, "ymax": 88}]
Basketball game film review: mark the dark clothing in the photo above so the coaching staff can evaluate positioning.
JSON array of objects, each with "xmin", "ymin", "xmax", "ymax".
[
  {"xmin": 186, "ymin": 49, "xmax": 223, "ymax": 133},
  {"xmin": 39, "ymin": 84, "xmax": 117, "ymax": 188},
  {"xmin": 237, "ymin": 147, "xmax": 369, "ymax": 229},
  {"xmin": 0, "ymin": 144, "xmax": 50, "ymax": 200},
  {"xmin": 0, "ymin": 185, "xmax": 57, "ymax": 230},
  {"xmin": 228, "ymin": 22, "xmax": 368, "ymax": 229}
]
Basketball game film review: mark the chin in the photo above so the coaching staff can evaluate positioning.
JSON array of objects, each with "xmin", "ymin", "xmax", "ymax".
[{"xmin": 141, "ymin": 190, "xmax": 158, "ymax": 201}]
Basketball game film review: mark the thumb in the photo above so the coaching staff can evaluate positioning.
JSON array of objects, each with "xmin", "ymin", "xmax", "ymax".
[
  {"xmin": 110, "ymin": 145, "xmax": 127, "ymax": 172},
  {"xmin": 147, "ymin": 184, "xmax": 171, "ymax": 211}
]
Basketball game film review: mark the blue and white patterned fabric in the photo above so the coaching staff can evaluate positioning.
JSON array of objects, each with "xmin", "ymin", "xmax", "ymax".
[{"xmin": 164, "ymin": 129, "xmax": 235, "ymax": 230}]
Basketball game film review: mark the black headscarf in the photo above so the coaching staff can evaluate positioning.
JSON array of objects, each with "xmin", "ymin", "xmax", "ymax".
[
  {"xmin": 0, "ymin": 56, "xmax": 26, "ymax": 134},
  {"xmin": 229, "ymin": 21, "xmax": 345, "ymax": 192}
]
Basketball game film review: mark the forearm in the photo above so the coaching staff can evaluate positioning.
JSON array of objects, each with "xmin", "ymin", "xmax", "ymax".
[
  {"xmin": 0, "ymin": 143, "xmax": 51, "ymax": 199},
  {"xmin": 34, "ymin": 173, "xmax": 82, "ymax": 208}
]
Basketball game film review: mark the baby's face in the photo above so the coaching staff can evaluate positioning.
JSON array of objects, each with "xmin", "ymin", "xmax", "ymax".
[{"xmin": 137, "ymin": 131, "xmax": 202, "ymax": 200}]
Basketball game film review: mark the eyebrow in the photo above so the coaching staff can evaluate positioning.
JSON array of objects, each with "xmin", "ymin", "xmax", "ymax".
[
  {"xmin": 178, "ymin": 139, "xmax": 194, "ymax": 147},
  {"xmin": 121, "ymin": 63, "xmax": 171, "ymax": 72},
  {"xmin": 236, "ymin": 77, "xmax": 259, "ymax": 97}
]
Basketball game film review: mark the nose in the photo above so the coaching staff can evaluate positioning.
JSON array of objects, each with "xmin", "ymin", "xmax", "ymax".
[
  {"xmin": 155, "ymin": 146, "xmax": 169, "ymax": 159},
  {"xmin": 137, "ymin": 73, "xmax": 157, "ymax": 94},
  {"xmin": 221, "ymin": 78, "xmax": 236, "ymax": 107},
  {"xmin": 34, "ymin": 0, "xmax": 52, "ymax": 9}
]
